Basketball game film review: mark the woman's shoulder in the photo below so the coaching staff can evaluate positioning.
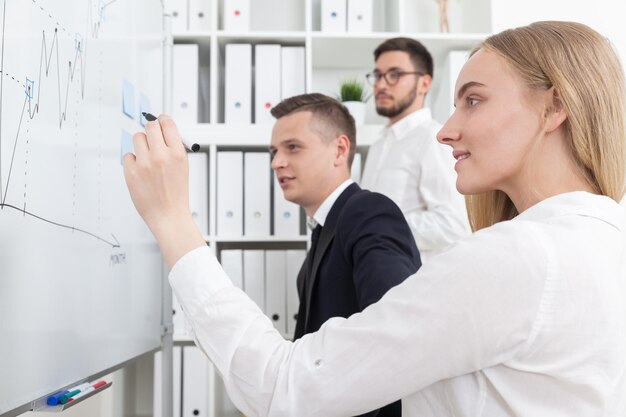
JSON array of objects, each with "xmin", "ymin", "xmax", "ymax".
[{"xmin": 433, "ymin": 219, "xmax": 550, "ymax": 278}]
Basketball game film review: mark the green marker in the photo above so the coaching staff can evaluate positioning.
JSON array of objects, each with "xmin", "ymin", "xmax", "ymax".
[
  {"xmin": 58, "ymin": 382, "xmax": 90, "ymax": 404},
  {"xmin": 59, "ymin": 389, "xmax": 80, "ymax": 404}
]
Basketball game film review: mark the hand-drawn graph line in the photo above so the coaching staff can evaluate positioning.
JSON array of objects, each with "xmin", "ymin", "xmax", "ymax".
[
  {"xmin": 31, "ymin": 0, "xmax": 119, "ymax": 39},
  {"xmin": 0, "ymin": 0, "xmax": 121, "ymax": 248},
  {"xmin": 0, "ymin": 202, "xmax": 120, "ymax": 247}
]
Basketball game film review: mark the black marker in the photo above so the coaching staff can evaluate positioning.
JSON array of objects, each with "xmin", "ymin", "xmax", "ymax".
[{"xmin": 142, "ymin": 112, "xmax": 200, "ymax": 152}]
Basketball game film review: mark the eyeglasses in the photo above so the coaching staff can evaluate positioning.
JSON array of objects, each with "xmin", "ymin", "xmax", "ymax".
[{"xmin": 365, "ymin": 70, "xmax": 424, "ymax": 86}]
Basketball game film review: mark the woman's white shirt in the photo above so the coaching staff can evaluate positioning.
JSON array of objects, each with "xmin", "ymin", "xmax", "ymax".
[{"xmin": 170, "ymin": 191, "xmax": 626, "ymax": 417}]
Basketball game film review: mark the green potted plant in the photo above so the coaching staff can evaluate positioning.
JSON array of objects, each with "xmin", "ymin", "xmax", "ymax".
[{"xmin": 337, "ymin": 79, "xmax": 371, "ymax": 125}]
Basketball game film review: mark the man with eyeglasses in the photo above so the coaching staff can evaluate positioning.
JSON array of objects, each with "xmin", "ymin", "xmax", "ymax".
[{"xmin": 361, "ymin": 37, "xmax": 470, "ymax": 263}]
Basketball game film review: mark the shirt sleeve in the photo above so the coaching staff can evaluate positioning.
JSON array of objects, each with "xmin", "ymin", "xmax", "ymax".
[{"xmin": 170, "ymin": 220, "xmax": 549, "ymax": 417}]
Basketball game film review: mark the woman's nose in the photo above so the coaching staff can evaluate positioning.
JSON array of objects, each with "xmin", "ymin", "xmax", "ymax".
[{"xmin": 436, "ymin": 112, "xmax": 461, "ymax": 146}]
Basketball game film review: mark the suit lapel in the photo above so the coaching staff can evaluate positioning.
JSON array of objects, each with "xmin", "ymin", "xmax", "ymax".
[{"xmin": 302, "ymin": 183, "xmax": 361, "ymax": 331}]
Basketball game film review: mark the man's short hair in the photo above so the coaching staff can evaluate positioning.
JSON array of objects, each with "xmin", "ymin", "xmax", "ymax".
[
  {"xmin": 374, "ymin": 37, "xmax": 434, "ymax": 78},
  {"xmin": 271, "ymin": 93, "xmax": 356, "ymax": 166}
]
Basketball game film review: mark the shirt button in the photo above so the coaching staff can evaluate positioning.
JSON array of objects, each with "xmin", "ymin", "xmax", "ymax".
[{"xmin": 314, "ymin": 359, "xmax": 322, "ymax": 367}]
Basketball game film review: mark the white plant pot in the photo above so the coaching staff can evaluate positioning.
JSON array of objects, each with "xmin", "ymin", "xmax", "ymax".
[{"xmin": 342, "ymin": 101, "xmax": 366, "ymax": 125}]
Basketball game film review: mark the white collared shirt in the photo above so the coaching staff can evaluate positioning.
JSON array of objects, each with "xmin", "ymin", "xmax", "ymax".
[
  {"xmin": 360, "ymin": 108, "xmax": 470, "ymax": 262},
  {"xmin": 308, "ymin": 178, "xmax": 353, "ymax": 228},
  {"xmin": 170, "ymin": 191, "xmax": 626, "ymax": 417}
]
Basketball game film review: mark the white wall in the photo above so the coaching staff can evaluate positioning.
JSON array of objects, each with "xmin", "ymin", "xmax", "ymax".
[{"xmin": 491, "ymin": 0, "xmax": 626, "ymax": 66}]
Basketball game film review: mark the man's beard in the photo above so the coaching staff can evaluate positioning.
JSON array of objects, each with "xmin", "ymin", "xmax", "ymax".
[{"xmin": 375, "ymin": 87, "xmax": 417, "ymax": 119}]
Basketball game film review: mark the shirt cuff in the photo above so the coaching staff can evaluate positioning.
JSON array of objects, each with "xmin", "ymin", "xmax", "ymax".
[{"xmin": 168, "ymin": 246, "xmax": 233, "ymax": 316}]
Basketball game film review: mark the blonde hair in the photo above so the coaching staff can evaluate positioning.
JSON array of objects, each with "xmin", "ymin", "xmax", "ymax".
[{"xmin": 466, "ymin": 21, "xmax": 626, "ymax": 231}]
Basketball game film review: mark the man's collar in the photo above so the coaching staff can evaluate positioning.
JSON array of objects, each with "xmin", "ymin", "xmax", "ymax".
[
  {"xmin": 382, "ymin": 108, "xmax": 432, "ymax": 141},
  {"xmin": 310, "ymin": 179, "xmax": 354, "ymax": 228}
]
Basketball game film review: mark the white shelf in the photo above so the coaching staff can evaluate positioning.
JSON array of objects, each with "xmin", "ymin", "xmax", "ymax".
[
  {"xmin": 311, "ymin": 33, "xmax": 487, "ymax": 68},
  {"xmin": 216, "ymin": 30, "xmax": 307, "ymax": 41},
  {"xmin": 173, "ymin": 31, "xmax": 212, "ymax": 40},
  {"xmin": 310, "ymin": 31, "xmax": 489, "ymax": 39},
  {"xmin": 213, "ymin": 236, "xmax": 308, "ymax": 243},
  {"xmin": 181, "ymin": 123, "xmax": 384, "ymax": 146}
]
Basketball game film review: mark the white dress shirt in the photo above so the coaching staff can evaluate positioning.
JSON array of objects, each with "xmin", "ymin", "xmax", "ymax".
[
  {"xmin": 309, "ymin": 179, "xmax": 354, "ymax": 228},
  {"xmin": 170, "ymin": 192, "xmax": 626, "ymax": 417},
  {"xmin": 360, "ymin": 108, "xmax": 470, "ymax": 262}
]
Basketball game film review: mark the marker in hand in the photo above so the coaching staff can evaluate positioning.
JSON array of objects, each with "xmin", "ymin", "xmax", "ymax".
[{"xmin": 141, "ymin": 112, "xmax": 200, "ymax": 152}]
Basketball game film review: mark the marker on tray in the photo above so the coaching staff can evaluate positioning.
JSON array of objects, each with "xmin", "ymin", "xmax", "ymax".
[
  {"xmin": 67, "ymin": 387, "xmax": 93, "ymax": 402},
  {"xmin": 90, "ymin": 380, "xmax": 107, "ymax": 389},
  {"xmin": 67, "ymin": 380, "xmax": 107, "ymax": 403},
  {"xmin": 47, "ymin": 390, "xmax": 69, "ymax": 406},
  {"xmin": 142, "ymin": 112, "xmax": 200, "ymax": 152},
  {"xmin": 59, "ymin": 382, "xmax": 91, "ymax": 404}
]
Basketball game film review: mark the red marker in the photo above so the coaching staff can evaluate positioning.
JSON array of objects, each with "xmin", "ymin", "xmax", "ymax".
[{"xmin": 91, "ymin": 380, "xmax": 107, "ymax": 389}]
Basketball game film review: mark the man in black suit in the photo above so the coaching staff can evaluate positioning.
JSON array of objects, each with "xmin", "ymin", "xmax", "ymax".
[{"xmin": 269, "ymin": 93, "xmax": 421, "ymax": 417}]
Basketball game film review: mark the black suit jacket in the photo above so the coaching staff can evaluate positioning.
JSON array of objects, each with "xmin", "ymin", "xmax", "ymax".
[{"xmin": 294, "ymin": 183, "xmax": 421, "ymax": 417}]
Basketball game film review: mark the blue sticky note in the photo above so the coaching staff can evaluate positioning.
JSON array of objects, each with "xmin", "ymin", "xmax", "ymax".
[
  {"xmin": 25, "ymin": 77, "xmax": 34, "ymax": 99},
  {"xmin": 139, "ymin": 94, "xmax": 151, "ymax": 127},
  {"xmin": 122, "ymin": 79, "xmax": 135, "ymax": 119},
  {"xmin": 120, "ymin": 129, "xmax": 134, "ymax": 165}
]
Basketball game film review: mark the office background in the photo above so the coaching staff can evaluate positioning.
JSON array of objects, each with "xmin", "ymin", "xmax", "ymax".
[{"xmin": 22, "ymin": 0, "xmax": 626, "ymax": 417}]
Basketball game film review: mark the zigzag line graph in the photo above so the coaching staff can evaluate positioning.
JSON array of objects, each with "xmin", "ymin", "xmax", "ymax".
[{"xmin": 0, "ymin": 0, "xmax": 120, "ymax": 248}]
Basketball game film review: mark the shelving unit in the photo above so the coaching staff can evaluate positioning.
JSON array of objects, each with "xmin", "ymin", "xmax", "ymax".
[
  {"xmin": 163, "ymin": 0, "xmax": 494, "ymax": 415},
  {"xmin": 170, "ymin": 0, "xmax": 492, "ymax": 125}
]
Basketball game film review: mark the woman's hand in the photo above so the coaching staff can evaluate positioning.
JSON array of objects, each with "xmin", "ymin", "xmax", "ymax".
[{"xmin": 123, "ymin": 115, "xmax": 206, "ymax": 269}]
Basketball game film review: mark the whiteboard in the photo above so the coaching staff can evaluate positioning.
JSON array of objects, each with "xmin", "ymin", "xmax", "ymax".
[{"xmin": 0, "ymin": 0, "xmax": 164, "ymax": 415}]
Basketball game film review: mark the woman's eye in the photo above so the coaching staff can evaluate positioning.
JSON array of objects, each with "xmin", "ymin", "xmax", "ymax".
[{"xmin": 467, "ymin": 97, "xmax": 479, "ymax": 107}]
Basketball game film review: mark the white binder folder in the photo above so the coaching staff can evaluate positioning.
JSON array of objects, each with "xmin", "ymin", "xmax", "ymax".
[
  {"xmin": 164, "ymin": 0, "xmax": 188, "ymax": 33},
  {"xmin": 188, "ymin": 152, "xmax": 209, "ymax": 236},
  {"xmin": 273, "ymin": 174, "xmax": 301, "ymax": 236},
  {"xmin": 447, "ymin": 51, "xmax": 468, "ymax": 116},
  {"xmin": 153, "ymin": 347, "xmax": 182, "ymax": 417},
  {"xmin": 217, "ymin": 151, "xmax": 244, "ymax": 236},
  {"xmin": 243, "ymin": 250, "xmax": 265, "ymax": 311},
  {"xmin": 189, "ymin": 0, "xmax": 211, "ymax": 32},
  {"xmin": 321, "ymin": 0, "xmax": 347, "ymax": 32},
  {"xmin": 280, "ymin": 46, "xmax": 306, "ymax": 100},
  {"xmin": 255, "ymin": 44, "xmax": 281, "ymax": 125},
  {"xmin": 286, "ymin": 250, "xmax": 306, "ymax": 336},
  {"xmin": 223, "ymin": 0, "xmax": 250, "ymax": 32},
  {"xmin": 172, "ymin": 44, "xmax": 199, "ymax": 123},
  {"xmin": 220, "ymin": 249, "xmax": 244, "ymax": 289},
  {"xmin": 182, "ymin": 346, "xmax": 209, "ymax": 417},
  {"xmin": 265, "ymin": 250, "xmax": 287, "ymax": 333},
  {"xmin": 225, "ymin": 44, "xmax": 252, "ymax": 124},
  {"xmin": 244, "ymin": 152, "xmax": 271, "ymax": 236},
  {"xmin": 347, "ymin": 0, "xmax": 373, "ymax": 32},
  {"xmin": 433, "ymin": 50, "xmax": 469, "ymax": 121},
  {"xmin": 351, "ymin": 152, "xmax": 362, "ymax": 184}
]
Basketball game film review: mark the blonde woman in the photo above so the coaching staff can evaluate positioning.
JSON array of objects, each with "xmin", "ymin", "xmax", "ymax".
[{"xmin": 124, "ymin": 21, "xmax": 626, "ymax": 416}]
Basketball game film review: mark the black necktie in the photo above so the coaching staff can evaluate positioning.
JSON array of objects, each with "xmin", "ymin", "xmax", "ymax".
[
  {"xmin": 305, "ymin": 224, "xmax": 323, "ymax": 299},
  {"xmin": 308, "ymin": 224, "xmax": 322, "ymax": 265},
  {"xmin": 307, "ymin": 224, "xmax": 322, "ymax": 279},
  {"xmin": 294, "ymin": 224, "xmax": 322, "ymax": 340}
]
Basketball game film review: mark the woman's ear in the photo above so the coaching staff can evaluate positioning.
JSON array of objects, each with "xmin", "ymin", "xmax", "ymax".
[{"xmin": 545, "ymin": 88, "xmax": 567, "ymax": 133}]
